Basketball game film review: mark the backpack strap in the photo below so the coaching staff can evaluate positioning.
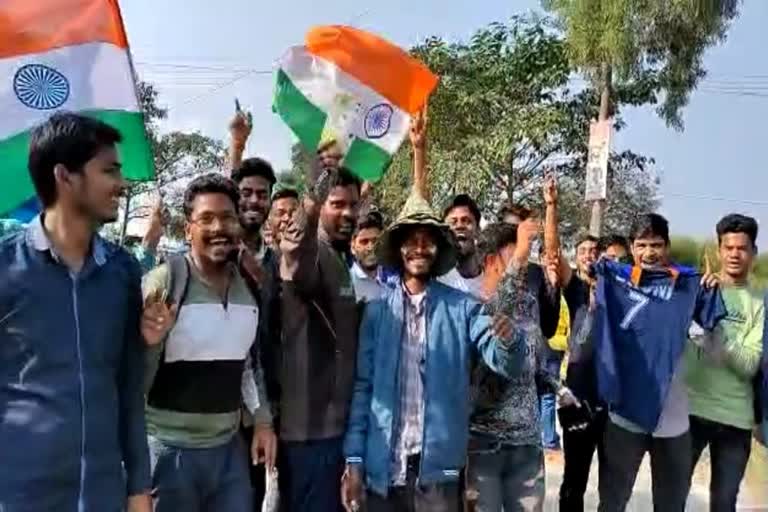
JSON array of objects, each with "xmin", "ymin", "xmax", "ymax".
[
  {"xmin": 167, "ymin": 254, "xmax": 191, "ymax": 309},
  {"xmin": 144, "ymin": 254, "xmax": 190, "ymax": 395}
]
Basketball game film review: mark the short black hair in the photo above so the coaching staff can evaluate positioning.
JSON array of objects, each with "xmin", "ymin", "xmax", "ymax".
[
  {"xmin": 355, "ymin": 210, "xmax": 384, "ymax": 235},
  {"xmin": 716, "ymin": 214, "xmax": 758, "ymax": 248},
  {"xmin": 232, "ymin": 157, "xmax": 276, "ymax": 186},
  {"xmin": 599, "ymin": 234, "xmax": 630, "ymax": 254},
  {"xmin": 28, "ymin": 112, "xmax": 123, "ymax": 208},
  {"xmin": 576, "ymin": 235, "xmax": 599, "ymax": 250},
  {"xmin": 327, "ymin": 166, "xmax": 362, "ymax": 193},
  {"xmin": 272, "ymin": 187, "xmax": 300, "ymax": 202},
  {"xmin": 477, "ymin": 222, "xmax": 518, "ymax": 262},
  {"xmin": 443, "ymin": 194, "xmax": 481, "ymax": 224},
  {"xmin": 630, "ymin": 213, "xmax": 670, "ymax": 244},
  {"xmin": 183, "ymin": 173, "xmax": 240, "ymax": 219}
]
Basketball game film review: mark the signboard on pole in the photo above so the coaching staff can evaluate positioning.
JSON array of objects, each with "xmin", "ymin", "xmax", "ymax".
[{"xmin": 585, "ymin": 119, "xmax": 612, "ymax": 202}]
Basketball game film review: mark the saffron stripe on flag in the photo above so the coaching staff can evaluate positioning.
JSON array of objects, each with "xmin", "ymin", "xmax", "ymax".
[
  {"xmin": 273, "ymin": 69, "xmax": 327, "ymax": 151},
  {"xmin": 305, "ymin": 25, "xmax": 438, "ymax": 115},
  {"xmin": 0, "ymin": 110, "xmax": 153, "ymax": 215},
  {"xmin": 0, "ymin": 0, "xmax": 128, "ymax": 59}
]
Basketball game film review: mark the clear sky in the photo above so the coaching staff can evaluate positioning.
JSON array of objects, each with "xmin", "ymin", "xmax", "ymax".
[{"xmin": 120, "ymin": 0, "xmax": 768, "ymax": 240}]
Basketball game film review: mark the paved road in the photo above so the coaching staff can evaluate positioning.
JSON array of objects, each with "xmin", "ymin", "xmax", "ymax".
[{"xmin": 543, "ymin": 441, "xmax": 768, "ymax": 511}]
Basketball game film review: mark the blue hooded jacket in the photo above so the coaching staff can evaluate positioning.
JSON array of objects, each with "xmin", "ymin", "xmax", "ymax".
[{"xmin": 343, "ymin": 278, "xmax": 525, "ymax": 496}]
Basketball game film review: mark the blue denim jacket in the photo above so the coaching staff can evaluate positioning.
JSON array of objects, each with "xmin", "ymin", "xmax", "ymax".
[
  {"xmin": 343, "ymin": 278, "xmax": 525, "ymax": 496},
  {"xmin": 0, "ymin": 217, "xmax": 150, "ymax": 511}
]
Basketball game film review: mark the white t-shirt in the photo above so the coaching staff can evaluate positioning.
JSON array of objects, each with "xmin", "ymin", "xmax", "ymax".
[{"xmin": 438, "ymin": 268, "xmax": 485, "ymax": 300}]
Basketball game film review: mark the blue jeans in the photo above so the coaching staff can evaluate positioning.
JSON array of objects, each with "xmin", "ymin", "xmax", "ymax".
[
  {"xmin": 539, "ymin": 357, "xmax": 562, "ymax": 449},
  {"xmin": 278, "ymin": 437, "xmax": 344, "ymax": 512},
  {"xmin": 149, "ymin": 435, "xmax": 252, "ymax": 512},
  {"xmin": 466, "ymin": 438, "xmax": 545, "ymax": 512}
]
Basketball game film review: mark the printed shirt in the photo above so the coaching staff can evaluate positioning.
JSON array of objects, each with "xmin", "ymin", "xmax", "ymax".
[
  {"xmin": 469, "ymin": 265, "xmax": 560, "ymax": 446},
  {"xmin": 391, "ymin": 288, "xmax": 427, "ymax": 485},
  {"xmin": 594, "ymin": 260, "xmax": 726, "ymax": 435},
  {"xmin": 143, "ymin": 259, "xmax": 268, "ymax": 448},
  {"xmin": 685, "ymin": 285, "xmax": 764, "ymax": 430}
]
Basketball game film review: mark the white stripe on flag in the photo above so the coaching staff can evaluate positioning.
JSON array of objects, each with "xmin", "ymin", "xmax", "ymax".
[
  {"xmin": 280, "ymin": 46, "xmax": 411, "ymax": 154},
  {"xmin": 0, "ymin": 42, "xmax": 138, "ymax": 139}
]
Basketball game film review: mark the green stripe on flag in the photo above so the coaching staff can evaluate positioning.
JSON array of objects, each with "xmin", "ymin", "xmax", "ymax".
[
  {"xmin": 273, "ymin": 69, "xmax": 327, "ymax": 151},
  {"xmin": 344, "ymin": 137, "xmax": 392, "ymax": 182},
  {"xmin": 0, "ymin": 110, "xmax": 153, "ymax": 215}
]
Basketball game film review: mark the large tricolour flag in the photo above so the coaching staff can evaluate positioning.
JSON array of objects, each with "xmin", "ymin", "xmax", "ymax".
[
  {"xmin": 274, "ymin": 26, "xmax": 438, "ymax": 182},
  {"xmin": 0, "ymin": 0, "xmax": 153, "ymax": 218}
]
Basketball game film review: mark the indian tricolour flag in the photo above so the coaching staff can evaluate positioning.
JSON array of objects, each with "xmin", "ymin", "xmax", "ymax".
[
  {"xmin": 0, "ymin": 0, "xmax": 153, "ymax": 218},
  {"xmin": 274, "ymin": 26, "xmax": 438, "ymax": 182}
]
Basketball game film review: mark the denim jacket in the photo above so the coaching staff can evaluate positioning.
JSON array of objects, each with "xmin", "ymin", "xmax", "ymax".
[
  {"xmin": 343, "ymin": 278, "xmax": 525, "ymax": 496},
  {"xmin": 0, "ymin": 217, "xmax": 150, "ymax": 511}
]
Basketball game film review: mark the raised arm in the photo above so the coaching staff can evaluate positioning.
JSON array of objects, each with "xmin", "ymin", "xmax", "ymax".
[
  {"xmin": 228, "ymin": 109, "xmax": 252, "ymax": 173},
  {"xmin": 279, "ymin": 144, "xmax": 341, "ymax": 292}
]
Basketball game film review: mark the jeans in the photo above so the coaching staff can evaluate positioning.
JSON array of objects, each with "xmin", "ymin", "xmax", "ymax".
[
  {"xmin": 688, "ymin": 415, "xmax": 752, "ymax": 512},
  {"xmin": 278, "ymin": 437, "xmax": 344, "ymax": 512},
  {"xmin": 598, "ymin": 419, "xmax": 691, "ymax": 512},
  {"xmin": 558, "ymin": 404, "xmax": 607, "ymax": 512},
  {"xmin": 367, "ymin": 455, "xmax": 460, "ymax": 512},
  {"xmin": 539, "ymin": 358, "xmax": 562, "ymax": 449},
  {"xmin": 466, "ymin": 441, "xmax": 545, "ymax": 512},
  {"xmin": 149, "ymin": 434, "xmax": 253, "ymax": 512}
]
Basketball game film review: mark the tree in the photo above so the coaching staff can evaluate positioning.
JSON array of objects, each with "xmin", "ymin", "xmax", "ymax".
[
  {"xmin": 372, "ymin": 17, "xmax": 659, "ymax": 245},
  {"xmin": 543, "ymin": 0, "xmax": 741, "ymax": 233},
  {"xmin": 116, "ymin": 82, "xmax": 225, "ymax": 243}
]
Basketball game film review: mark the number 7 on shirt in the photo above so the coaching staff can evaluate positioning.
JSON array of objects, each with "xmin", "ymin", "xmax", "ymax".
[{"xmin": 621, "ymin": 290, "xmax": 650, "ymax": 329}]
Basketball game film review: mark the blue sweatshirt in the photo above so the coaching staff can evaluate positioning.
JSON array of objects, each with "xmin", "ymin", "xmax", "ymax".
[{"xmin": 0, "ymin": 217, "xmax": 151, "ymax": 511}]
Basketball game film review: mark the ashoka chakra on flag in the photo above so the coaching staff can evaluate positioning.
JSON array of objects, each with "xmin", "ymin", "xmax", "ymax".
[
  {"xmin": 273, "ymin": 25, "xmax": 438, "ymax": 183},
  {"xmin": 0, "ymin": 0, "xmax": 154, "ymax": 218}
]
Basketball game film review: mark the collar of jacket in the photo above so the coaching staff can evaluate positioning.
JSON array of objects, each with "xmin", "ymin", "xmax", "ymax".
[{"xmin": 27, "ymin": 214, "xmax": 108, "ymax": 267}]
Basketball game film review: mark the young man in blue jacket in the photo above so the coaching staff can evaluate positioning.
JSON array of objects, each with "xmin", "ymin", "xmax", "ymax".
[
  {"xmin": 0, "ymin": 112, "xmax": 151, "ymax": 511},
  {"xmin": 340, "ymin": 191, "xmax": 525, "ymax": 512}
]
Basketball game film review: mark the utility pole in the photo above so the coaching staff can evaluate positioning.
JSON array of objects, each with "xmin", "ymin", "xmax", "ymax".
[{"xmin": 588, "ymin": 62, "xmax": 612, "ymax": 237}]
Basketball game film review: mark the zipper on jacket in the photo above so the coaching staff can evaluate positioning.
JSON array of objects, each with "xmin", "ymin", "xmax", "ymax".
[{"xmin": 71, "ymin": 275, "xmax": 87, "ymax": 512}]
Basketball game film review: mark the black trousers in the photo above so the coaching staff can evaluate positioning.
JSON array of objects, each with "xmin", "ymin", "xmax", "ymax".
[
  {"xmin": 689, "ymin": 415, "xmax": 752, "ymax": 512},
  {"xmin": 598, "ymin": 419, "xmax": 691, "ymax": 512},
  {"xmin": 367, "ymin": 455, "xmax": 460, "ymax": 512},
  {"xmin": 558, "ymin": 406, "xmax": 607, "ymax": 512}
]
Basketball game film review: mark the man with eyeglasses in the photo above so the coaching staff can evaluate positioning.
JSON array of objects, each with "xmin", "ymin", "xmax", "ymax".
[{"xmin": 141, "ymin": 174, "xmax": 275, "ymax": 512}]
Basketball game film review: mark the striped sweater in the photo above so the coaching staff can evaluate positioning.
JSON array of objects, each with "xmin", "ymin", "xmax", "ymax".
[{"xmin": 143, "ymin": 260, "xmax": 272, "ymax": 448}]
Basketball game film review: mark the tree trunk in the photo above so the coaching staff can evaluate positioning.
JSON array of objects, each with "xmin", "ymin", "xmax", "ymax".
[
  {"xmin": 590, "ymin": 62, "xmax": 612, "ymax": 237},
  {"xmin": 119, "ymin": 191, "xmax": 132, "ymax": 246}
]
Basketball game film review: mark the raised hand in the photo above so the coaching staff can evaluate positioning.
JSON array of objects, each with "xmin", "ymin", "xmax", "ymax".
[
  {"xmin": 409, "ymin": 105, "xmax": 428, "ymax": 150},
  {"xmin": 229, "ymin": 109, "xmax": 252, "ymax": 148},
  {"xmin": 141, "ymin": 289, "xmax": 177, "ymax": 347},
  {"xmin": 513, "ymin": 217, "xmax": 540, "ymax": 267},
  {"xmin": 543, "ymin": 173, "xmax": 558, "ymax": 206},
  {"xmin": 700, "ymin": 252, "xmax": 720, "ymax": 289}
]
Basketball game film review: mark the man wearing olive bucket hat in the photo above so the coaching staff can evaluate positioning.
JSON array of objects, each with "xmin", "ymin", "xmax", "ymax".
[{"xmin": 340, "ymin": 190, "xmax": 528, "ymax": 512}]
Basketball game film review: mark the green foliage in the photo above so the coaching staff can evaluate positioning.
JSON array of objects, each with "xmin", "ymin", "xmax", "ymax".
[
  {"xmin": 118, "ymin": 82, "xmax": 225, "ymax": 242},
  {"xmin": 543, "ymin": 0, "xmax": 742, "ymax": 129},
  {"xmin": 669, "ymin": 235, "xmax": 768, "ymax": 290},
  {"xmin": 371, "ymin": 17, "xmax": 659, "ymax": 244}
]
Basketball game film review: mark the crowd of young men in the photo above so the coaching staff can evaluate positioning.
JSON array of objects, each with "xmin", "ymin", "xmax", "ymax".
[{"xmin": 1, "ymin": 108, "xmax": 766, "ymax": 512}]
